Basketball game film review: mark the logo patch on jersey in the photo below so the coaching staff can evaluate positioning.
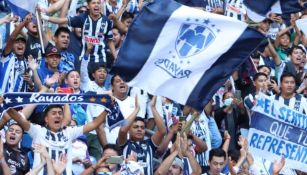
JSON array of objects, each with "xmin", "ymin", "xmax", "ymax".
[
  {"xmin": 141, "ymin": 143, "xmax": 147, "ymax": 150},
  {"xmin": 85, "ymin": 36, "xmax": 101, "ymax": 44}
]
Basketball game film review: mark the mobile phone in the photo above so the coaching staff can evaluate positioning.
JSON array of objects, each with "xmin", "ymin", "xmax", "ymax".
[
  {"xmin": 234, "ymin": 90, "xmax": 241, "ymax": 100},
  {"xmin": 97, "ymin": 172, "xmax": 112, "ymax": 175},
  {"xmin": 106, "ymin": 156, "xmax": 124, "ymax": 164},
  {"xmin": 56, "ymin": 87, "xmax": 74, "ymax": 94},
  {"xmin": 24, "ymin": 68, "xmax": 31, "ymax": 75}
]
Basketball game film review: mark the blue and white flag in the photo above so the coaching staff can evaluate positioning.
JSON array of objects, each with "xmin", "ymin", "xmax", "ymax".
[
  {"xmin": 248, "ymin": 93, "xmax": 307, "ymax": 172},
  {"xmin": 6, "ymin": 0, "xmax": 37, "ymax": 18},
  {"xmin": 107, "ymin": 101, "xmax": 125, "ymax": 131},
  {"xmin": 111, "ymin": 0, "xmax": 264, "ymax": 110},
  {"xmin": 243, "ymin": 0, "xmax": 303, "ymax": 22}
]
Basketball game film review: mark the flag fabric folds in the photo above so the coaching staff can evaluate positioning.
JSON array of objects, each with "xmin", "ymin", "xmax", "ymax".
[
  {"xmin": 296, "ymin": 18, "xmax": 307, "ymax": 36},
  {"xmin": 243, "ymin": 0, "xmax": 303, "ymax": 22},
  {"xmin": 6, "ymin": 0, "xmax": 37, "ymax": 18},
  {"xmin": 111, "ymin": 0, "xmax": 265, "ymax": 110}
]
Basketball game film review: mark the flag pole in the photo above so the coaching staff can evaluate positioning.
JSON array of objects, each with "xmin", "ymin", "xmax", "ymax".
[
  {"xmin": 35, "ymin": 10, "xmax": 45, "ymax": 54},
  {"xmin": 180, "ymin": 111, "xmax": 200, "ymax": 135}
]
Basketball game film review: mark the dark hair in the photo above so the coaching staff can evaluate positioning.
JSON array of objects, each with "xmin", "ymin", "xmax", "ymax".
[
  {"xmin": 228, "ymin": 150, "xmax": 240, "ymax": 162},
  {"xmin": 134, "ymin": 117, "xmax": 145, "ymax": 124},
  {"xmin": 111, "ymin": 74, "xmax": 121, "ymax": 86},
  {"xmin": 103, "ymin": 144, "xmax": 122, "ymax": 155},
  {"xmin": 250, "ymin": 51, "xmax": 261, "ymax": 59},
  {"xmin": 257, "ymin": 65, "xmax": 271, "ymax": 73},
  {"xmin": 222, "ymin": 91, "xmax": 232, "ymax": 100},
  {"xmin": 112, "ymin": 27, "xmax": 124, "ymax": 36},
  {"xmin": 121, "ymin": 12, "xmax": 134, "ymax": 22},
  {"xmin": 288, "ymin": 45, "xmax": 306, "ymax": 56},
  {"xmin": 43, "ymin": 105, "xmax": 63, "ymax": 118},
  {"xmin": 280, "ymin": 72, "xmax": 296, "ymax": 83},
  {"xmin": 209, "ymin": 148, "xmax": 226, "ymax": 161},
  {"xmin": 253, "ymin": 72, "xmax": 267, "ymax": 81},
  {"xmin": 279, "ymin": 32, "xmax": 291, "ymax": 40},
  {"xmin": 65, "ymin": 69, "xmax": 80, "ymax": 79},
  {"xmin": 7, "ymin": 123, "xmax": 24, "ymax": 133},
  {"xmin": 54, "ymin": 27, "xmax": 71, "ymax": 37},
  {"xmin": 88, "ymin": 63, "xmax": 107, "ymax": 81}
]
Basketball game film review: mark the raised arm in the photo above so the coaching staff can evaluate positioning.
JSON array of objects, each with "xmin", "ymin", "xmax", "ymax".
[
  {"xmin": 181, "ymin": 133, "xmax": 202, "ymax": 175},
  {"xmin": 80, "ymin": 43, "xmax": 93, "ymax": 92},
  {"xmin": 268, "ymin": 39, "xmax": 282, "ymax": 66},
  {"xmin": 6, "ymin": 108, "xmax": 31, "ymax": 131},
  {"xmin": 30, "ymin": 144, "xmax": 55, "ymax": 175},
  {"xmin": 0, "ymin": 113, "xmax": 11, "ymax": 129},
  {"xmin": 21, "ymin": 73, "xmax": 59, "ymax": 119},
  {"xmin": 222, "ymin": 131, "xmax": 231, "ymax": 161},
  {"xmin": 150, "ymin": 96, "xmax": 166, "ymax": 146},
  {"xmin": 96, "ymin": 123, "xmax": 108, "ymax": 147},
  {"xmin": 42, "ymin": 15, "xmax": 68, "ymax": 25},
  {"xmin": 273, "ymin": 157, "xmax": 285, "ymax": 175},
  {"xmin": 83, "ymin": 109, "xmax": 109, "ymax": 134},
  {"xmin": 62, "ymin": 104, "xmax": 72, "ymax": 127},
  {"xmin": 117, "ymin": 96, "xmax": 140, "ymax": 145},
  {"xmin": 190, "ymin": 133, "xmax": 207, "ymax": 153},
  {"xmin": 3, "ymin": 13, "xmax": 31, "ymax": 56},
  {"xmin": 156, "ymin": 123, "xmax": 178, "ymax": 157},
  {"xmin": 0, "ymin": 14, "xmax": 17, "ymax": 25},
  {"xmin": 274, "ymin": 26, "xmax": 292, "ymax": 48},
  {"xmin": 155, "ymin": 134, "xmax": 180, "ymax": 175},
  {"xmin": 0, "ymin": 139, "xmax": 11, "ymax": 175},
  {"xmin": 59, "ymin": 0, "xmax": 71, "ymax": 26}
]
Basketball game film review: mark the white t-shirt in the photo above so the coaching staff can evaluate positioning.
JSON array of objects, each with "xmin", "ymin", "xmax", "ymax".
[{"xmin": 27, "ymin": 124, "xmax": 83, "ymax": 175}]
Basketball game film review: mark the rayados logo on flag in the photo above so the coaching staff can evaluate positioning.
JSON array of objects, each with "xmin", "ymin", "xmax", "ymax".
[{"xmin": 154, "ymin": 17, "xmax": 219, "ymax": 79}]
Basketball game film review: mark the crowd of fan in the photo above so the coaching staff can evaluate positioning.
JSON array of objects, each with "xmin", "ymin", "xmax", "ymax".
[{"xmin": 0, "ymin": 0, "xmax": 306, "ymax": 174}]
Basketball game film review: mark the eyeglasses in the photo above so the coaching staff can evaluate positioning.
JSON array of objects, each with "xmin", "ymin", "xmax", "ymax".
[{"xmin": 78, "ymin": 10, "xmax": 87, "ymax": 13}]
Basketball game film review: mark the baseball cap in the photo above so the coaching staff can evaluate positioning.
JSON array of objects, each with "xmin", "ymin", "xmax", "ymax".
[
  {"xmin": 45, "ymin": 46, "xmax": 61, "ymax": 57},
  {"xmin": 15, "ymin": 34, "xmax": 27, "ymax": 43}
]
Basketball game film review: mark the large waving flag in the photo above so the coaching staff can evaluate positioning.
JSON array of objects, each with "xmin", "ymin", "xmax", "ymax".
[
  {"xmin": 296, "ymin": 18, "xmax": 307, "ymax": 36},
  {"xmin": 6, "ymin": 0, "xmax": 38, "ymax": 18},
  {"xmin": 243, "ymin": 0, "xmax": 303, "ymax": 22},
  {"xmin": 111, "ymin": 0, "xmax": 265, "ymax": 110}
]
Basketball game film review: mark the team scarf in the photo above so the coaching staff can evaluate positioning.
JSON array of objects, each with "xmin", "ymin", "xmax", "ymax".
[{"xmin": 1, "ymin": 92, "xmax": 125, "ymax": 130}]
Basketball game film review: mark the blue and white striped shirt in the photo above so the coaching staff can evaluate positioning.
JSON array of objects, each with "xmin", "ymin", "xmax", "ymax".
[{"xmin": 0, "ymin": 52, "xmax": 27, "ymax": 93}]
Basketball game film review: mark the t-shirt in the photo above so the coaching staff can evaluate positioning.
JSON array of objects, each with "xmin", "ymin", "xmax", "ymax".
[
  {"xmin": 271, "ymin": 93, "xmax": 307, "ymax": 114},
  {"xmin": 42, "ymin": 43, "xmax": 75, "ymax": 73},
  {"xmin": 59, "ymin": 50, "xmax": 75, "ymax": 73},
  {"xmin": 68, "ymin": 13, "xmax": 113, "ymax": 64},
  {"xmin": 0, "ymin": 52, "xmax": 28, "ymax": 93},
  {"xmin": 24, "ymin": 32, "xmax": 42, "ymax": 59},
  {"xmin": 0, "ymin": 143, "xmax": 29, "ymax": 175},
  {"xmin": 67, "ymin": 32, "xmax": 82, "ymax": 71},
  {"xmin": 37, "ymin": 61, "xmax": 60, "ymax": 90},
  {"xmin": 27, "ymin": 124, "xmax": 83, "ymax": 175},
  {"xmin": 120, "ymin": 139, "xmax": 157, "ymax": 175}
]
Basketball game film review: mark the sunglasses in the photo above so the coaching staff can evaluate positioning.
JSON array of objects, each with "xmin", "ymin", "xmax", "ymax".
[{"xmin": 78, "ymin": 10, "xmax": 87, "ymax": 13}]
